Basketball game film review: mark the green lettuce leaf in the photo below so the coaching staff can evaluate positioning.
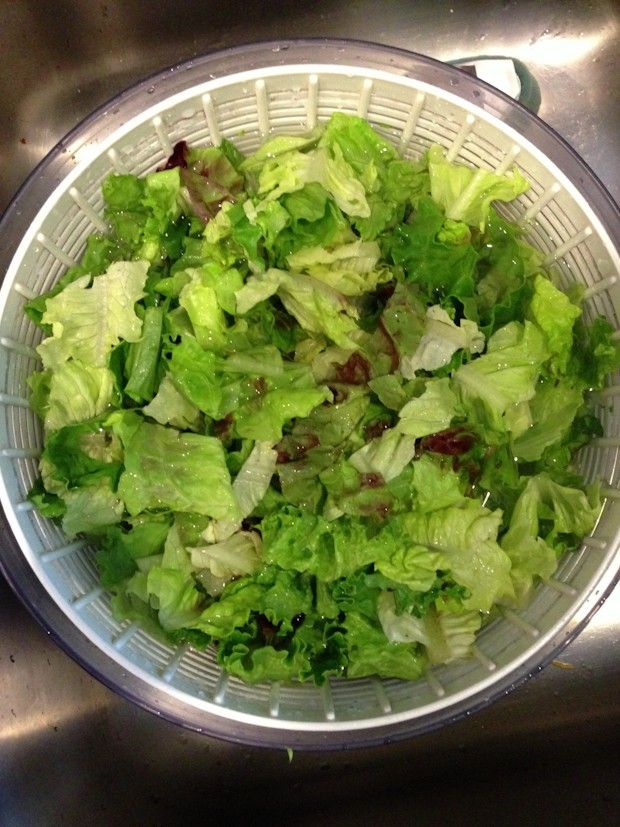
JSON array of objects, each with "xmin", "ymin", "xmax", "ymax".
[
  {"xmin": 95, "ymin": 515, "xmax": 172, "ymax": 589},
  {"xmin": 233, "ymin": 383, "xmax": 331, "ymax": 443},
  {"xmin": 475, "ymin": 208, "xmax": 539, "ymax": 335},
  {"xmin": 189, "ymin": 531, "xmax": 262, "ymax": 579},
  {"xmin": 261, "ymin": 507, "xmax": 377, "ymax": 581},
  {"xmin": 61, "ymin": 478, "xmax": 124, "ymax": 537},
  {"xmin": 236, "ymin": 268, "xmax": 359, "ymax": 349},
  {"xmin": 400, "ymin": 305, "xmax": 484, "ymax": 378},
  {"xmin": 348, "ymin": 428, "xmax": 417, "ymax": 483},
  {"xmin": 410, "ymin": 454, "xmax": 467, "ymax": 513},
  {"xmin": 397, "ymin": 377, "xmax": 459, "ymax": 437},
  {"xmin": 146, "ymin": 567, "xmax": 204, "ymax": 631},
  {"xmin": 37, "ymin": 260, "xmax": 148, "ymax": 369},
  {"xmin": 501, "ymin": 473, "xmax": 600, "ymax": 599},
  {"xmin": 142, "ymin": 373, "xmax": 202, "ymax": 431},
  {"xmin": 377, "ymin": 591, "xmax": 481, "ymax": 664},
  {"xmin": 179, "ymin": 274, "xmax": 228, "ymax": 350},
  {"xmin": 529, "ymin": 274, "xmax": 581, "ymax": 374},
  {"xmin": 400, "ymin": 502, "xmax": 515, "ymax": 611},
  {"xmin": 569, "ymin": 315, "xmax": 620, "ymax": 391},
  {"xmin": 24, "ymin": 234, "xmax": 125, "ymax": 328},
  {"xmin": 427, "ymin": 144, "xmax": 529, "ymax": 231},
  {"xmin": 207, "ymin": 441, "xmax": 278, "ymax": 541},
  {"xmin": 115, "ymin": 417, "xmax": 239, "ymax": 521},
  {"xmin": 374, "ymin": 543, "xmax": 440, "ymax": 592},
  {"xmin": 124, "ymin": 305, "xmax": 164, "ymax": 403},
  {"xmin": 344, "ymin": 611, "xmax": 426, "ymax": 680},
  {"xmin": 285, "ymin": 240, "xmax": 391, "ymax": 296},
  {"xmin": 41, "ymin": 417, "xmax": 121, "ymax": 489},
  {"xmin": 37, "ymin": 360, "xmax": 116, "ymax": 431},
  {"xmin": 454, "ymin": 321, "xmax": 549, "ymax": 435},
  {"xmin": 386, "ymin": 197, "xmax": 478, "ymax": 301},
  {"xmin": 257, "ymin": 145, "xmax": 370, "ymax": 218},
  {"xmin": 512, "ymin": 379, "xmax": 584, "ymax": 461}
]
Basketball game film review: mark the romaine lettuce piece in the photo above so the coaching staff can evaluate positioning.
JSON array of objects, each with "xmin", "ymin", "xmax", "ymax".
[
  {"xmin": 236, "ymin": 268, "xmax": 360, "ymax": 349},
  {"xmin": 62, "ymin": 478, "xmax": 124, "ymax": 537},
  {"xmin": 261, "ymin": 507, "xmax": 378, "ymax": 581},
  {"xmin": 163, "ymin": 335, "xmax": 223, "ymax": 418},
  {"xmin": 348, "ymin": 428, "xmax": 417, "ymax": 482},
  {"xmin": 344, "ymin": 611, "xmax": 426, "ymax": 680},
  {"xmin": 206, "ymin": 440, "xmax": 278, "ymax": 541},
  {"xmin": 374, "ymin": 544, "xmax": 441, "ymax": 592},
  {"xmin": 410, "ymin": 454, "xmax": 467, "ymax": 513},
  {"xmin": 397, "ymin": 377, "xmax": 459, "ymax": 437},
  {"xmin": 146, "ymin": 567, "xmax": 204, "ymax": 631},
  {"xmin": 512, "ymin": 379, "xmax": 584, "ymax": 461},
  {"xmin": 179, "ymin": 276, "xmax": 228, "ymax": 350},
  {"xmin": 234, "ymin": 385, "xmax": 332, "ymax": 442},
  {"xmin": 285, "ymin": 240, "xmax": 391, "ymax": 296},
  {"xmin": 570, "ymin": 316, "xmax": 620, "ymax": 391},
  {"xmin": 124, "ymin": 305, "xmax": 164, "ymax": 403},
  {"xmin": 95, "ymin": 516, "xmax": 172, "ymax": 589},
  {"xmin": 348, "ymin": 379, "xmax": 457, "ymax": 481},
  {"xmin": 189, "ymin": 531, "xmax": 262, "ymax": 579},
  {"xmin": 386, "ymin": 197, "xmax": 478, "ymax": 302}
]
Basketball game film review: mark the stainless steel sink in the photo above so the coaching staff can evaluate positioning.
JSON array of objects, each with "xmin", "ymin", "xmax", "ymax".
[{"xmin": 1, "ymin": 2, "xmax": 618, "ymax": 823}]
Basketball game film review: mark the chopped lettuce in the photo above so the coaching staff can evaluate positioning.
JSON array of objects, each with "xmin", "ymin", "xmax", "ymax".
[{"xmin": 26, "ymin": 113, "xmax": 609, "ymax": 687}]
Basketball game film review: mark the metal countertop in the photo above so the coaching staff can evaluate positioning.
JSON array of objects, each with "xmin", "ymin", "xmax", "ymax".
[{"xmin": 1, "ymin": 2, "xmax": 618, "ymax": 824}]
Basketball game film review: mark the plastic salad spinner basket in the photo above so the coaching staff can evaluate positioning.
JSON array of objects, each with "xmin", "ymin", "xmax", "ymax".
[{"xmin": 0, "ymin": 40, "xmax": 619, "ymax": 750}]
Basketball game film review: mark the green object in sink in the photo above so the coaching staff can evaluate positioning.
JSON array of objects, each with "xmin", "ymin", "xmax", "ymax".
[{"xmin": 450, "ymin": 55, "xmax": 542, "ymax": 112}]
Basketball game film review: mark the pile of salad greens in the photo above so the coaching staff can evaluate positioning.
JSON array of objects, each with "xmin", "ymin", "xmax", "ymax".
[{"xmin": 26, "ymin": 113, "xmax": 618, "ymax": 685}]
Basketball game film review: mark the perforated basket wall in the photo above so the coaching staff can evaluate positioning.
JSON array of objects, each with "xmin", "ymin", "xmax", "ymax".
[{"xmin": 0, "ymin": 42, "xmax": 619, "ymax": 748}]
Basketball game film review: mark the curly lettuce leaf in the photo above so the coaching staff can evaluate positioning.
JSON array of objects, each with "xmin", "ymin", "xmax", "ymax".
[
  {"xmin": 400, "ymin": 502, "xmax": 515, "ymax": 611},
  {"xmin": 501, "ymin": 473, "xmax": 600, "ymax": 599},
  {"xmin": 386, "ymin": 197, "xmax": 478, "ymax": 302},
  {"xmin": 344, "ymin": 611, "xmax": 426, "ymax": 680}
]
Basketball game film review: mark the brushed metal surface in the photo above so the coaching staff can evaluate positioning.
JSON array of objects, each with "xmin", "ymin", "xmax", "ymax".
[{"xmin": 1, "ymin": 1, "xmax": 618, "ymax": 824}]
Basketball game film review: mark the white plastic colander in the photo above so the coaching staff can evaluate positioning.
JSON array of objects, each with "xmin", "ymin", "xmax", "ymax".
[{"xmin": 0, "ymin": 41, "xmax": 619, "ymax": 749}]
